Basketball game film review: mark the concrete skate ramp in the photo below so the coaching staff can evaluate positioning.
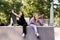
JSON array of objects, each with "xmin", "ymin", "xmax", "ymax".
[
  {"xmin": 27, "ymin": 27, "xmax": 54, "ymax": 40},
  {"xmin": 0, "ymin": 27, "xmax": 54, "ymax": 40}
]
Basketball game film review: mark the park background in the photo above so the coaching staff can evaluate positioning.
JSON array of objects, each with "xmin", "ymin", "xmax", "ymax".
[{"xmin": 0, "ymin": 0, "xmax": 60, "ymax": 26}]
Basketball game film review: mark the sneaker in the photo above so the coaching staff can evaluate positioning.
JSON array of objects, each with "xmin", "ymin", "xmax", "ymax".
[
  {"xmin": 22, "ymin": 33, "xmax": 26, "ymax": 38},
  {"xmin": 35, "ymin": 33, "xmax": 39, "ymax": 38}
]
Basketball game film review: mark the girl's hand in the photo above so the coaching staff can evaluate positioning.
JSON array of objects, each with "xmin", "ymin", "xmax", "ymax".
[
  {"xmin": 18, "ymin": 12, "xmax": 22, "ymax": 18},
  {"xmin": 11, "ymin": 10, "xmax": 19, "ymax": 18},
  {"xmin": 42, "ymin": 14, "xmax": 44, "ymax": 16}
]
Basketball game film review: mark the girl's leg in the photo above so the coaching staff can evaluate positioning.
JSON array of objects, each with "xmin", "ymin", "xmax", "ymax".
[
  {"xmin": 11, "ymin": 13, "xmax": 17, "ymax": 26},
  {"xmin": 29, "ymin": 24, "xmax": 38, "ymax": 34},
  {"xmin": 23, "ymin": 24, "xmax": 27, "ymax": 35},
  {"xmin": 29, "ymin": 24, "xmax": 39, "ymax": 38},
  {"xmin": 23, "ymin": 25, "xmax": 27, "ymax": 35},
  {"xmin": 29, "ymin": 24, "xmax": 40, "ymax": 38},
  {"xmin": 22, "ymin": 24, "xmax": 27, "ymax": 38}
]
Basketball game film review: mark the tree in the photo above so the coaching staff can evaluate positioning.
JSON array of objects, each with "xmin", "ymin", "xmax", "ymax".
[{"xmin": 0, "ymin": 0, "xmax": 59, "ymax": 26}]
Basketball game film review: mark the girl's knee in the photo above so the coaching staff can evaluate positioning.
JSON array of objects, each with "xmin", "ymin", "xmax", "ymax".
[{"xmin": 30, "ymin": 24, "xmax": 36, "ymax": 27}]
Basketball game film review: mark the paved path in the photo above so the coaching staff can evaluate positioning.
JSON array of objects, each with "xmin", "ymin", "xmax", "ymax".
[{"xmin": 0, "ymin": 27, "xmax": 54, "ymax": 40}]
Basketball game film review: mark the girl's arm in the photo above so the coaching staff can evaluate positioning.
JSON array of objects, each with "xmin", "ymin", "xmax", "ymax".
[
  {"xmin": 12, "ymin": 10, "xmax": 20, "ymax": 18},
  {"xmin": 38, "ymin": 14, "xmax": 44, "ymax": 26},
  {"xmin": 28, "ymin": 17, "xmax": 34, "ymax": 25},
  {"xmin": 42, "ymin": 14, "xmax": 44, "ymax": 24},
  {"xmin": 38, "ymin": 19, "xmax": 44, "ymax": 26},
  {"xmin": 18, "ymin": 12, "xmax": 22, "ymax": 18}
]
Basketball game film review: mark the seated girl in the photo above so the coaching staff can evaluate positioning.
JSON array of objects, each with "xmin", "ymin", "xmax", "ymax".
[
  {"xmin": 11, "ymin": 10, "xmax": 27, "ymax": 38},
  {"xmin": 28, "ymin": 13, "xmax": 44, "ymax": 38}
]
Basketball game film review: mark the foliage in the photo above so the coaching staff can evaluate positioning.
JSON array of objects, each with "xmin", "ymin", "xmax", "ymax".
[{"xmin": 0, "ymin": 0, "xmax": 59, "ymax": 26}]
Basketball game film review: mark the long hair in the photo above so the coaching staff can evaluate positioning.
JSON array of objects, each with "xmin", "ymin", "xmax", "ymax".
[
  {"xmin": 20, "ymin": 12, "xmax": 24, "ymax": 18},
  {"xmin": 33, "ymin": 13, "xmax": 38, "ymax": 21},
  {"xmin": 33, "ymin": 13, "xmax": 39, "ymax": 24},
  {"xmin": 21, "ymin": 12, "xmax": 24, "ymax": 16}
]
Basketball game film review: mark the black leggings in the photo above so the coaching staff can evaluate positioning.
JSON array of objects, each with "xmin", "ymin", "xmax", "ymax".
[
  {"xmin": 17, "ymin": 20, "xmax": 27, "ymax": 35},
  {"xmin": 22, "ymin": 24, "xmax": 27, "ymax": 35}
]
